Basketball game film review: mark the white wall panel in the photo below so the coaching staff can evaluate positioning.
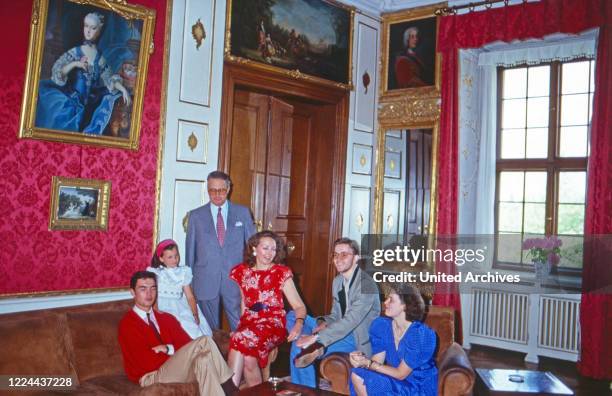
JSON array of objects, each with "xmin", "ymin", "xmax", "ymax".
[
  {"xmin": 347, "ymin": 186, "xmax": 371, "ymax": 243},
  {"xmin": 352, "ymin": 143, "xmax": 373, "ymax": 175},
  {"xmin": 172, "ymin": 180, "xmax": 208, "ymax": 243},
  {"xmin": 353, "ymin": 21, "xmax": 378, "ymax": 133},
  {"xmin": 158, "ymin": 0, "xmax": 227, "ymax": 251},
  {"xmin": 179, "ymin": 0, "xmax": 216, "ymax": 106},
  {"xmin": 177, "ymin": 119, "xmax": 209, "ymax": 164},
  {"xmin": 383, "ymin": 189, "xmax": 401, "ymax": 235},
  {"xmin": 342, "ymin": 12, "xmax": 380, "ymax": 241}
]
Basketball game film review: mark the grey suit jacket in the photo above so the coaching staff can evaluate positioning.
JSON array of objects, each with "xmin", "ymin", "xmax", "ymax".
[
  {"xmin": 185, "ymin": 201, "xmax": 256, "ymax": 300},
  {"xmin": 317, "ymin": 267, "xmax": 381, "ymax": 355}
]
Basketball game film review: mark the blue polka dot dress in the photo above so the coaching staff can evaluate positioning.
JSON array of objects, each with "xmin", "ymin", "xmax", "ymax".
[{"xmin": 350, "ymin": 317, "xmax": 438, "ymax": 396}]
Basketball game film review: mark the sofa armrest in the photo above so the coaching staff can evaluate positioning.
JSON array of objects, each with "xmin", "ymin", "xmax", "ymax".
[
  {"xmin": 319, "ymin": 352, "xmax": 351, "ymax": 395},
  {"xmin": 437, "ymin": 342, "xmax": 475, "ymax": 396}
]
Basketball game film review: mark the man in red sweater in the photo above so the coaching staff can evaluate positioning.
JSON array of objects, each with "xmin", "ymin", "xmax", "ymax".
[{"xmin": 118, "ymin": 271, "xmax": 238, "ymax": 395}]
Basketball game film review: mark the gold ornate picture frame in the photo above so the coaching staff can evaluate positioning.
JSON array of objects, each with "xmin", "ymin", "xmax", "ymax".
[
  {"xmin": 380, "ymin": 4, "xmax": 442, "ymax": 98},
  {"xmin": 19, "ymin": 0, "xmax": 156, "ymax": 150},
  {"xmin": 224, "ymin": 0, "xmax": 354, "ymax": 90},
  {"xmin": 49, "ymin": 176, "xmax": 111, "ymax": 231}
]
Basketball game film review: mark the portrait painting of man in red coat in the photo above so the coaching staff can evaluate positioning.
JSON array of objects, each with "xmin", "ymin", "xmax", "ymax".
[{"xmin": 386, "ymin": 16, "xmax": 437, "ymax": 91}]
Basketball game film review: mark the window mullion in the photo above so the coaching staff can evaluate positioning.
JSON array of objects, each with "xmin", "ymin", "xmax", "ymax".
[
  {"xmin": 550, "ymin": 61, "xmax": 560, "ymax": 161},
  {"xmin": 546, "ymin": 62, "xmax": 561, "ymax": 235}
]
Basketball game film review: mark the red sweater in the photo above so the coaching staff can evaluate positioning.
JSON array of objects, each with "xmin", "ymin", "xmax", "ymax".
[{"xmin": 118, "ymin": 309, "xmax": 191, "ymax": 382}]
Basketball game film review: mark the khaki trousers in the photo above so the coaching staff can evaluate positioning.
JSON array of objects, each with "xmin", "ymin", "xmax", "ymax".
[{"xmin": 140, "ymin": 336, "xmax": 232, "ymax": 395}]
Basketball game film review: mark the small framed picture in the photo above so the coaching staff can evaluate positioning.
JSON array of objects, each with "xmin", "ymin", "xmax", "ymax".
[
  {"xmin": 381, "ymin": 5, "xmax": 440, "ymax": 96},
  {"xmin": 49, "ymin": 176, "xmax": 111, "ymax": 231},
  {"xmin": 384, "ymin": 151, "xmax": 402, "ymax": 179}
]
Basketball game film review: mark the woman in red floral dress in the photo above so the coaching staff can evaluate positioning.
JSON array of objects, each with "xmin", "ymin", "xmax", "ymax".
[{"xmin": 228, "ymin": 231, "xmax": 307, "ymax": 387}]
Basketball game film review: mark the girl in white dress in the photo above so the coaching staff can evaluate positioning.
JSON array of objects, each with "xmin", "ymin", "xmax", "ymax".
[{"xmin": 147, "ymin": 239, "xmax": 212, "ymax": 338}]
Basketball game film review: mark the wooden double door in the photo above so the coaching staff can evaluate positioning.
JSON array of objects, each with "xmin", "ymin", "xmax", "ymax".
[{"xmin": 226, "ymin": 87, "xmax": 339, "ymax": 315}]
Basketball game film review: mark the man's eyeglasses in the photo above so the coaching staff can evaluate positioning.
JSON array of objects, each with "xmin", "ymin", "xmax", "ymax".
[
  {"xmin": 208, "ymin": 188, "xmax": 228, "ymax": 195},
  {"xmin": 332, "ymin": 252, "xmax": 354, "ymax": 260}
]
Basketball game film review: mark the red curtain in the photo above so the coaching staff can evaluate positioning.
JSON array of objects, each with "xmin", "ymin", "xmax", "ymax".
[
  {"xmin": 432, "ymin": 47, "xmax": 462, "ymax": 338},
  {"xmin": 436, "ymin": 0, "xmax": 610, "ymax": 378},
  {"xmin": 579, "ymin": 10, "xmax": 612, "ymax": 379}
]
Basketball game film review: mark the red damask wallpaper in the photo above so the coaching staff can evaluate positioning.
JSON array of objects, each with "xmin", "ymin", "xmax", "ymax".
[{"xmin": 0, "ymin": 0, "xmax": 167, "ymax": 295}]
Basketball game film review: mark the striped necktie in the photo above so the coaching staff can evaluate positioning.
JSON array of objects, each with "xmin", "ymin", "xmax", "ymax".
[{"xmin": 217, "ymin": 207, "xmax": 225, "ymax": 246}]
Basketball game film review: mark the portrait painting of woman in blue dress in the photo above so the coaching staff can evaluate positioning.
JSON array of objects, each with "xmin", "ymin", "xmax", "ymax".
[
  {"xmin": 34, "ymin": 0, "xmax": 141, "ymax": 138},
  {"xmin": 349, "ymin": 284, "xmax": 438, "ymax": 396}
]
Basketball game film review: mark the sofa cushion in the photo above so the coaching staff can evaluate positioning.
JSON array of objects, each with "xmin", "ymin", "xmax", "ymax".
[
  {"xmin": 66, "ymin": 309, "xmax": 126, "ymax": 381},
  {"xmin": 0, "ymin": 313, "xmax": 77, "ymax": 379},
  {"xmin": 83, "ymin": 374, "xmax": 140, "ymax": 394}
]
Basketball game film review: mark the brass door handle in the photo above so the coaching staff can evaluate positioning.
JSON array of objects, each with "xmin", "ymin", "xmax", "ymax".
[
  {"xmin": 267, "ymin": 222, "xmax": 273, "ymax": 231},
  {"xmin": 287, "ymin": 241, "xmax": 295, "ymax": 254},
  {"xmin": 255, "ymin": 219, "xmax": 263, "ymax": 232}
]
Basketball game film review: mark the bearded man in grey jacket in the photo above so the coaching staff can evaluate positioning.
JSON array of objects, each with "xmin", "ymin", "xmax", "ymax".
[{"xmin": 286, "ymin": 237, "xmax": 380, "ymax": 387}]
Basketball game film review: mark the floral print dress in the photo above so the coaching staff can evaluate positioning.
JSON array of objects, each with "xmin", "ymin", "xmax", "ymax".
[{"xmin": 229, "ymin": 263, "xmax": 293, "ymax": 368}]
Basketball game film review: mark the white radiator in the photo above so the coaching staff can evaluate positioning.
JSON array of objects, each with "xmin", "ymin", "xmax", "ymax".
[
  {"xmin": 470, "ymin": 288, "xmax": 529, "ymax": 344},
  {"xmin": 538, "ymin": 296, "xmax": 581, "ymax": 354},
  {"xmin": 465, "ymin": 288, "xmax": 581, "ymax": 362}
]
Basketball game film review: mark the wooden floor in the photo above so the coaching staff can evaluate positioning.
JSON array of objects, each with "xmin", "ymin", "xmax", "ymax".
[{"xmin": 270, "ymin": 343, "xmax": 611, "ymax": 395}]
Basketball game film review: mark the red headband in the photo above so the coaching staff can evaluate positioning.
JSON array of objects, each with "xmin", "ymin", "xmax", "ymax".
[{"xmin": 156, "ymin": 239, "xmax": 177, "ymax": 258}]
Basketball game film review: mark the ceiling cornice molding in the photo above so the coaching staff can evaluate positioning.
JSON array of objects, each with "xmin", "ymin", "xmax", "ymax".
[
  {"xmin": 339, "ymin": 0, "xmax": 449, "ymax": 16},
  {"xmin": 340, "ymin": 0, "xmax": 382, "ymax": 17}
]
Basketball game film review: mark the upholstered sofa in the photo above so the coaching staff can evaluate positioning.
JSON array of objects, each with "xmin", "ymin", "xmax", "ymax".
[
  {"xmin": 319, "ymin": 306, "xmax": 475, "ymax": 395},
  {"xmin": 0, "ymin": 299, "xmax": 275, "ymax": 395}
]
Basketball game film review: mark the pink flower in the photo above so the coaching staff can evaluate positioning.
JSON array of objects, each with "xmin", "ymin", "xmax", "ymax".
[{"xmin": 522, "ymin": 239, "xmax": 535, "ymax": 250}]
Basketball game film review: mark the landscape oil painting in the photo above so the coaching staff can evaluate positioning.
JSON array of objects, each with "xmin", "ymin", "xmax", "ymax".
[
  {"xmin": 49, "ymin": 177, "xmax": 111, "ymax": 231},
  {"xmin": 227, "ymin": 0, "xmax": 353, "ymax": 86}
]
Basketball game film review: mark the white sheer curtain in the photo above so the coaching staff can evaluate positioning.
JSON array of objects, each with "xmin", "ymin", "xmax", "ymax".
[{"xmin": 457, "ymin": 30, "xmax": 598, "ymax": 237}]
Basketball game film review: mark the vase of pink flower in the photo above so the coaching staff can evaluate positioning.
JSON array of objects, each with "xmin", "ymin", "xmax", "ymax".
[{"xmin": 522, "ymin": 236, "xmax": 562, "ymax": 280}]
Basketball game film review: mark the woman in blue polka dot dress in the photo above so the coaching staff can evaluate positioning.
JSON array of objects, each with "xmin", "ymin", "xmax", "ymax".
[{"xmin": 349, "ymin": 284, "xmax": 437, "ymax": 396}]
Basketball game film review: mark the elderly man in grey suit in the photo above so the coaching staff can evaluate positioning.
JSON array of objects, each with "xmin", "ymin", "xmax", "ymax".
[
  {"xmin": 185, "ymin": 171, "xmax": 255, "ymax": 331},
  {"xmin": 286, "ymin": 237, "xmax": 380, "ymax": 387}
]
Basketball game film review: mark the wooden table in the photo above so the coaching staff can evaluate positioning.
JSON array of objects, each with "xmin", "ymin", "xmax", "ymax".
[
  {"xmin": 475, "ymin": 368, "xmax": 573, "ymax": 395},
  {"xmin": 238, "ymin": 380, "xmax": 343, "ymax": 396}
]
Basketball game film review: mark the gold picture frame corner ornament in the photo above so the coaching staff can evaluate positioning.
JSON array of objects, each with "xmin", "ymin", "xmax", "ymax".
[{"xmin": 49, "ymin": 176, "xmax": 111, "ymax": 231}]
